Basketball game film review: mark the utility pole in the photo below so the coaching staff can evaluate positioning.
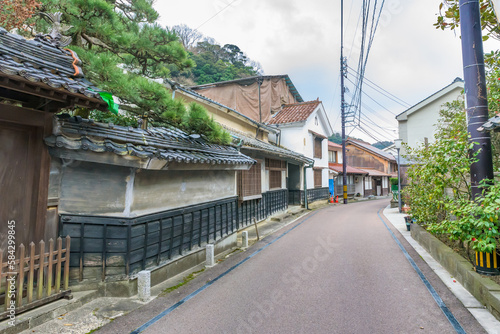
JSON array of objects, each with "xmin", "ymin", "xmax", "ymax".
[
  {"xmin": 340, "ymin": 0, "xmax": 348, "ymax": 204},
  {"xmin": 459, "ymin": 0, "xmax": 494, "ymax": 200}
]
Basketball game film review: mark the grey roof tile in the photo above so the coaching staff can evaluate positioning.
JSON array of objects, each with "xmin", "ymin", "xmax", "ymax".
[
  {"xmin": 478, "ymin": 115, "xmax": 500, "ymax": 132},
  {"xmin": 227, "ymin": 128, "xmax": 313, "ymax": 164},
  {"xmin": 45, "ymin": 116, "xmax": 256, "ymax": 166},
  {"xmin": 0, "ymin": 27, "xmax": 106, "ymax": 106}
]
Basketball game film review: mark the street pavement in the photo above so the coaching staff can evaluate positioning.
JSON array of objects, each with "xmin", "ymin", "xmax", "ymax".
[{"xmin": 96, "ymin": 199, "xmax": 487, "ymax": 334}]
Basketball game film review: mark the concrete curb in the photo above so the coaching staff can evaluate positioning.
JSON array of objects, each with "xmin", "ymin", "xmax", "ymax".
[
  {"xmin": 411, "ymin": 223, "xmax": 500, "ymax": 321},
  {"xmin": 0, "ymin": 290, "xmax": 99, "ymax": 334}
]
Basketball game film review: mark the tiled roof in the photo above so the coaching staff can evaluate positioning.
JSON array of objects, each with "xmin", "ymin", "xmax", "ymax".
[
  {"xmin": 478, "ymin": 115, "xmax": 500, "ymax": 132},
  {"xmin": 358, "ymin": 168, "xmax": 392, "ymax": 177},
  {"xmin": 347, "ymin": 139, "xmax": 396, "ymax": 162},
  {"xmin": 328, "ymin": 141, "xmax": 342, "ymax": 150},
  {"xmin": 268, "ymin": 101, "xmax": 321, "ymax": 125},
  {"xmin": 45, "ymin": 115, "xmax": 255, "ymax": 166},
  {"xmin": 0, "ymin": 27, "xmax": 106, "ymax": 110},
  {"xmin": 227, "ymin": 128, "xmax": 313, "ymax": 164},
  {"xmin": 329, "ymin": 163, "xmax": 367, "ymax": 175}
]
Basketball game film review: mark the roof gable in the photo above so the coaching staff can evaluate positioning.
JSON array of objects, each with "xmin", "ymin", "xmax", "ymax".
[
  {"xmin": 268, "ymin": 100, "xmax": 321, "ymax": 125},
  {"xmin": 396, "ymin": 78, "xmax": 464, "ymax": 121},
  {"xmin": 347, "ymin": 139, "xmax": 396, "ymax": 162}
]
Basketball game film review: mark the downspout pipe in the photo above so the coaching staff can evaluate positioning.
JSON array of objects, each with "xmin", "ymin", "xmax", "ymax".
[
  {"xmin": 257, "ymin": 77, "xmax": 263, "ymax": 123},
  {"xmin": 303, "ymin": 161, "xmax": 314, "ymax": 210}
]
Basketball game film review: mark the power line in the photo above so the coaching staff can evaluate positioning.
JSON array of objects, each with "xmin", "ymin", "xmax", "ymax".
[
  {"xmin": 195, "ymin": 0, "xmax": 240, "ymax": 31},
  {"xmin": 347, "ymin": 65, "xmax": 411, "ymax": 108}
]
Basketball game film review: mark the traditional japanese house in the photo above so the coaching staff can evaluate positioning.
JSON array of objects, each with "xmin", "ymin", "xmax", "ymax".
[
  {"xmin": 0, "ymin": 24, "xmax": 108, "ymax": 254},
  {"xmin": 188, "ymin": 75, "xmax": 331, "ymax": 205},
  {"xmin": 345, "ymin": 139, "xmax": 397, "ymax": 196},
  {"xmin": 165, "ymin": 80, "xmax": 313, "ymax": 218},
  {"xmin": 48, "ymin": 116, "xmax": 255, "ymax": 287}
]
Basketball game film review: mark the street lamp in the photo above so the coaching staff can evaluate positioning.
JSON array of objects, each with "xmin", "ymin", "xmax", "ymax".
[{"xmin": 394, "ymin": 139, "xmax": 403, "ymax": 213}]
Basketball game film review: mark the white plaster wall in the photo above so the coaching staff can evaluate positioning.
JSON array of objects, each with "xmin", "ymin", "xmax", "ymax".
[
  {"xmin": 132, "ymin": 169, "xmax": 236, "ymax": 216},
  {"xmin": 279, "ymin": 126, "xmax": 307, "ymax": 156},
  {"xmin": 399, "ymin": 87, "xmax": 463, "ymax": 155}
]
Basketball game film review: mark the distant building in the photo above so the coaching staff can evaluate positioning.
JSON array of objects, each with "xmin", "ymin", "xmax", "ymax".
[
  {"xmin": 190, "ymin": 75, "xmax": 334, "ymax": 205},
  {"xmin": 345, "ymin": 139, "xmax": 397, "ymax": 196}
]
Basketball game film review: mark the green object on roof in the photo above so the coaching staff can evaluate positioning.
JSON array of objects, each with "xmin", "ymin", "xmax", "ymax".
[{"xmin": 98, "ymin": 92, "xmax": 119, "ymax": 115}]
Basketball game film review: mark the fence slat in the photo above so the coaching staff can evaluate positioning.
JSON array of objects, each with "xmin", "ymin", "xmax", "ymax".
[
  {"xmin": 55, "ymin": 237, "xmax": 62, "ymax": 292},
  {"xmin": 64, "ymin": 236, "xmax": 70, "ymax": 290},
  {"xmin": 27, "ymin": 242, "xmax": 35, "ymax": 303},
  {"xmin": 16, "ymin": 244, "xmax": 25, "ymax": 307},
  {"xmin": 0, "ymin": 249, "xmax": 3, "ymax": 298},
  {"xmin": 47, "ymin": 239, "xmax": 53, "ymax": 297},
  {"xmin": 5, "ymin": 274, "xmax": 12, "ymax": 311},
  {"xmin": 38, "ymin": 240, "xmax": 45, "ymax": 299}
]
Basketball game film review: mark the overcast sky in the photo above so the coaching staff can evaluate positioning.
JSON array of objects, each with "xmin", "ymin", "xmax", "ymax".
[{"xmin": 154, "ymin": 0, "xmax": 500, "ymax": 144}]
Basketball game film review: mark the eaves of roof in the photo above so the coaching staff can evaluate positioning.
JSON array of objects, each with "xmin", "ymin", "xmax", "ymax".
[
  {"xmin": 228, "ymin": 128, "xmax": 313, "ymax": 165},
  {"xmin": 395, "ymin": 78, "xmax": 464, "ymax": 120},
  {"xmin": 347, "ymin": 139, "xmax": 396, "ymax": 162},
  {"xmin": 45, "ymin": 115, "xmax": 256, "ymax": 167},
  {"xmin": 358, "ymin": 168, "xmax": 392, "ymax": 177},
  {"xmin": 0, "ymin": 27, "xmax": 107, "ymax": 110},
  {"xmin": 478, "ymin": 115, "xmax": 500, "ymax": 132},
  {"xmin": 329, "ymin": 163, "xmax": 367, "ymax": 175}
]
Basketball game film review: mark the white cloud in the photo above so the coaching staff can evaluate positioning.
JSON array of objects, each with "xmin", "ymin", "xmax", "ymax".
[{"xmin": 154, "ymin": 0, "xmax": 500, "ymax": 143}]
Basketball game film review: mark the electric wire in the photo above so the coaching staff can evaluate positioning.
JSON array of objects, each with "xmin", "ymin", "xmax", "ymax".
[
  {"xmin": 347, "ymin": 65, "xmax": 411, "ymax": 108},
  {"xmin": 345, "ymin": 76, "xmax": 400, "ymax": 117},
  {"xmin": 195, "ymin": 0, "xmax": 240, "ymax": 30}
]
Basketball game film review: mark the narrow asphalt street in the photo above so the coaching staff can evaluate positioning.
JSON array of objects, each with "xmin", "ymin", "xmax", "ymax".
[{"xmin": 97, "ymin": 199, "xmax": 486, "ymax": 334}]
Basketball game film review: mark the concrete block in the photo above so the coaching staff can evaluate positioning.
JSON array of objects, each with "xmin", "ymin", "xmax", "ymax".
[
  {"xmin": 137, "ymin": 270, "xmax": 151, "ymax": 302},
  {"xmin": 206, "ymin": 244, "xmax": 215, "ymax": 267},
  {"xmin": 242, "ymin": 231, "xmax": 248, "ymax": 249}
]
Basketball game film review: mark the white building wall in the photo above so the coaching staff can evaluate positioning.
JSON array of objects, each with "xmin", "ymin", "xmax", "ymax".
[{"xmin": 398, "ymin": 86, "xmax": 463, "ymax": 155}]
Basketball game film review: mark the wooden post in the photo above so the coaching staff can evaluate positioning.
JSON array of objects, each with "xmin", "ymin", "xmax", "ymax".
[
  {"xmin": 47, "ymin": 239, "xmax": 53, "ymax": 297},
  {"xmin": 5, "ymin": 275, "xmax": 12, "ymax": 311},
  {"xmin": 38, "ymin": 240, "xmax": 45, "ymax": 299},
  {"xmin": 63, "ymin": 236, "xmax": 70, "ymax": 290},
  {"xmin": 0, "ymin": 249, "xmax": 3, "ymax": 300},
  {"xmin": 27, "ymin": 242, "xmax": 35, "ymax": 303},
  {"xmin": 16, "ymin": 244, "xmax": 25, "ymax": 307},
  {"xmin": 55, "ymin": 237, "xmax": 62, "ymax": 292}
]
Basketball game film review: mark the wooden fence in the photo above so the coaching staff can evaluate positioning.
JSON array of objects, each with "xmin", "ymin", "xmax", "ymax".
[{"xmin": 0, "ymin": 237, "xmax": 71, "ymax": 320}]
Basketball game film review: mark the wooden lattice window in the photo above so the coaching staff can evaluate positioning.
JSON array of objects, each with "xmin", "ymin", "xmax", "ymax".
[
  {"xmin": 238, "ymin": 162, "xmax": 262, "ymax": 201},
  {"xmin": 314, "ymin": 169, "xmax": 322, "ymax": 188},
  {"xmin": 269, "ymin": 170, "xmax": 282, "ymax": 189},
  {"xmin": 265, "ymin": 158, "xmax": 286, "ymax": 169},
  {"xmin": 314, "ymin": 137, "xmax": 323, "ymax": 158}
]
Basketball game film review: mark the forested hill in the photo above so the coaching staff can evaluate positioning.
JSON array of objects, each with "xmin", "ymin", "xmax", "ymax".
[
  {"xmin": 169, "ymin": 24, "xmax": 263, "ymax": 86},
  {"xmin": 328, "ymin": 132, "xmax": 393, "ymax": 149}
]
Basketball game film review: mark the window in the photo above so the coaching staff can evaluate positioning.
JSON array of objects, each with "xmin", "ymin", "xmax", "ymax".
[
  {"xmin": 266, "ymin": 158, "xmax": 286, "ymax": 189},
  {"xmin": 269, "ymin": 170, "xmax": 282, "ymax": 189},
  {"xmin": 238, "ymin": 162, "xmax": 262, "ymax": 201},
  {"xmin": 364, "ymin": 176, "xmax": 372, "ymax": 190},
  {"xmin": 314, "ymin": 137, "xmax": 322, "ymax": 158},
  {"xmin": 314, "ymin": 169, "xmax": 322, "ymax": 188},
  {"xmin": 328, "ymin": 151, "xmax": 337, "ymax": 163}
]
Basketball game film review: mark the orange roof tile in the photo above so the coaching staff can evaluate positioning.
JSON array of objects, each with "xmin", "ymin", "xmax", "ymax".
[
  {"xmin": 268, "ymin": 100, "xmax": 321, "ymax": 125},
  {"xmin": 329, "ymin": 163, "xmax": 368, "ymax": 175}
]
